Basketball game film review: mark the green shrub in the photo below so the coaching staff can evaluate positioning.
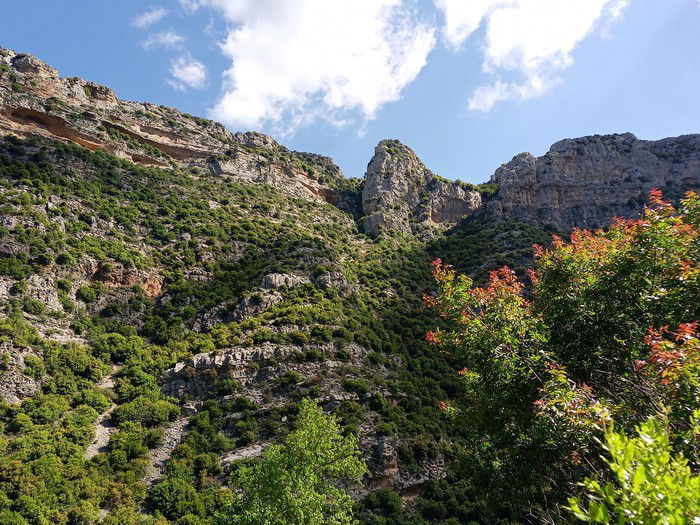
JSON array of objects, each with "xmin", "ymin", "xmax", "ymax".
[
  {"xmin": 149, "ymin": 479, "xmax": 205, "ymax": 520},
  {"xmin": 216, "ymin": 378, "xmax": 241, "ymax": 395},
  {"xmin": 22, "ymin": 298, "xmax": 45, "ymax": 315},
  {"xmin": 76, "ymin": 285, "xmax": 97, "ymax": 303},
  {"xmin": 22, "ymin": 354, "xmax": 44, "ymax": 379},
  {"xmin": 277, "ymin": 370, "xmax": 301, "ymax": 386},
  {"xmin": 568, "ymin": 415, "xmax": 700, "ymax": 523},
  {"xmin": 56, "ymin": 252, "xmax": 75, "ymax": 265},
  {"xmin": 342, "ymin": 378, "xmax": 369, "ymax": 396}
]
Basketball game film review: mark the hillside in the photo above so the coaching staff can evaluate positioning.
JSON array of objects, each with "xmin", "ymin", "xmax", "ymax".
[{"xmin": 0, "ymin": 47, "xmax": 698, "ymax": 524}]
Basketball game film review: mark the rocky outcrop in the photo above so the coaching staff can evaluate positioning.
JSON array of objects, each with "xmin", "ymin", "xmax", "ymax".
[
  {"xmin": 161, "ymin": 342, "xmax": 368, "ymax": 399},
  {"xmin": 361, "ymin": 140, "xmax": 481, "ymax": 237},
  {"xmin": 0, "ymin": 47, "xmax": 344, "ymax": 203},
  {"xmin": 0, "ymin": 343, "xmax": 40, "ymax": 404},
  {"xmin": 195, "ymin": 271, "xmax": 354, "ymax": 331},
  {"xmin": 361, "ymin": 133, "xmax": 699, "ymax": 236},
  {"xmin": 487, "ymin": 133, "xmax": 700, "ymax": 230},
  {"xmin": 160, "ymin": 341, "xmax": 440, "ymax": 496}
]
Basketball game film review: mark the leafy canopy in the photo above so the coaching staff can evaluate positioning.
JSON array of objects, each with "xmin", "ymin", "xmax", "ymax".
[
  {"xmin": 424, "ymin": 190, "xmax": 700, "ymax": 520},
  {"xmin": 216, "ymin": 398, "xmax": 366, "ymax": 525},
  {"xmin": 568, "ymin": 414, "xmax": 700, "ymax": 524}
]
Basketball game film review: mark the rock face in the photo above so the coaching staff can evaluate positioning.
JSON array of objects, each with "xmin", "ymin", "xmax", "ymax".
[
  {"xmin": 0, "ymin": 47, "xmax": 344, "ymax": 203},
  {"xmin": 487, "ymin": 133, "xmax": 700, "ymax": 230},
  {"xmin": 5, "ymin": 48, "xmax": 697, "ymax": 237},
  {"xmin": 360, "ymin": 134, "xmax": 700, "ymax": 236},
  {"xmin": 160, "ymin": 341, "xmax": 442, "ymax": 495},
  {"xmin": 361, "ymin": 140, "xmax": 481, "ymax": 237}
]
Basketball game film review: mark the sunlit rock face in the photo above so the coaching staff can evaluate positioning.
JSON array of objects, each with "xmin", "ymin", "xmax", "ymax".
[
  {"xmin": 361, "ymin": 139, "xmax": 481, "ymax": 238},
  {"xmin": 487, "ymin": 133, "xmax": 700, "ymax": 230}
]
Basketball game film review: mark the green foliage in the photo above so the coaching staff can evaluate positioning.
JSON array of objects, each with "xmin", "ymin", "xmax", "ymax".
[
  {"xmin": 3, "ymin": 134, "xmax": 693, "ymax": 524},
  {"xmin": 217, "ymin": 399, "xmax": 366, "ymax": 525},
  {"xmin": 22, "ymin": 353, "xmax": 44, "ymax": 379},
  {"xmin": 568, "ymin": 415, "xmax": 700, "ymax": 523},
  {"xmin": 426, "ymin": 191, "xmax": 700, "ymax": 520},
  {"xmin": 75, "ymin": 285, "xmax": 97, "ymax": 303},
  {"xmin": 112, "ymin": 395, "xmax": 179, "ymax": 427},
  {"xmin": 149, "ymin": 478, "xmax": 205, "ymax": 520}
]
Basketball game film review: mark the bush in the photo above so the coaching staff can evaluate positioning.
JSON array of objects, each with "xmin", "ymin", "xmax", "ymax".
[
  {"xmin": 342, "ymin": 378, "xmax": 369, "ymax": 396},
  {"xmin": 55, "ymin": 252, "xmax": 75, "ymax": 266},
  {"xmin": 149, "ymin": 479, "xmax": 205, "ymax": 520},
  {"xmin": 22, "ymin": 298, "xmax": 45, "ymax": 315},
  {"xmin": 216, "ymin": 378, "xmax": 241, "ymax": 395},
  {"xmin": 569, "ymin": 415, "xmax": 700, "ymax": 523},
  {"xmin": 76, "ymin": 285, "xmax": 97, "ymax": 303},
  {"xmin": 93, "ymin": 333, "xmax": 144, "ymax": 362},
  {"xmin": 112, "ymin": 395, "xmax": 179, "ymax": 427},
  {"xmin": 22, "ymin": 354, "xmax": 44, "ymax": 379},
  {"xmin": 364, "ymin": 488, "xmax": 403, "ymax": 516},
  {"xmin": 277, "ymin": 370, "xmax": 302, "ymax": 386}
]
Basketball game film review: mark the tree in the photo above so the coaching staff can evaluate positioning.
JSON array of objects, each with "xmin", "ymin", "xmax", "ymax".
[
  {"xmin": 568, "ymin": 414, "xmax": 700, "ymax": 523},
  {"xmin": 216, "ymin": 398, "xmax": 366, "ymax": 525},
  {"xmin": 424, "ymin": 190, "xmax": 700, "ymax": 519}
]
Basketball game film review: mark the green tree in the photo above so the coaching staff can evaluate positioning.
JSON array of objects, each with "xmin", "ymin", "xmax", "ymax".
[
  {"xmin": 217, "ymin": 398, "xmax": 366, "ymax": 525},
  {"xmin": 568, "ymin": 414, "xmax": 700, "ymax": 523},
  {"xmin": 424, "ymin": 191, "xmax": 700, "ymax": 519}
]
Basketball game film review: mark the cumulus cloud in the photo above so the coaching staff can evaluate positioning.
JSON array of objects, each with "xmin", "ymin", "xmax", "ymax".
[
  {"xmin": 436, "ymin": 0, "xmax": 630, "ymax": 111},
  {"xmin": 142, "ymin": 31, "xmax": 185, "ymax": 50},
  {"xmin": 168, "ymin": 54, "xmax": 207, "ymax": 90},
  {"xmin": 186, "ymin": 0, "xmax": 435, "ymax": 133},
  {"xmin": 434, "ymin": 0, "xmax": 502, "ymax": 49},
  {"xmin": 132, "ymin": 6, "xmax": 168, "ymax": 29}
]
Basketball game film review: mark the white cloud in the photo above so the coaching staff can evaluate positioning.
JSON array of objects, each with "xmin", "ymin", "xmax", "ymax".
[
  {"xmin": 435, "ymin": 0, "xmax": 504, "ymax": 49},
  {"xmin": 168, "ymin": 54, "xmax": 207, "ymax": 90},
  {"xmin": 436, "ymin": 0, "xmax": 630, "ymax": 111},
  {"xmin": 187, "ymin": 0, "xmax": 435, "ymax": 133},
  {"xmin": 132, "ymin": 6, "xmax": 168, "ymax": 29},
  {"xmin": 468, "ymin": 76, "xmax": 557, "ymax": 112},
  {"xmin": 142, "ymin": 31, "xmax": 185, "ymax": 50}
]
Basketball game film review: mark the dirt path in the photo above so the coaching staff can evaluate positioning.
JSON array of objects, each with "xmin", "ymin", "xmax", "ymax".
[
  {"xmin": 143, "ymin": 417, "xmax": 189, "ymax": 484},
  {"xmin": 85, "ymin": 368, "xmax": 118, "ymax": 460},
  {"xmin": 85, "ymin": 403, "xmax": 118, "ymax": 459}
]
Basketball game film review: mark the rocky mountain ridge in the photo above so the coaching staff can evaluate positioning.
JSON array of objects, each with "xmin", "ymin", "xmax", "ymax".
[
  {"xmin": 0, "ymin": 47, "xmax": 345, "ymax": 204},
  {"xmin": 361, "ymin": 140, "xmax": 483, "ymax": 238},
  {"xmin": 0, "ymin": 47, "xmax": 698, "ymax": 524},
  {"xmin": 2, "ymin": 47, "xmax": 698, "ymax": 239},
  {"xmin": 487, "ymin": 132, "xmax": 700, "ymax": 230}
]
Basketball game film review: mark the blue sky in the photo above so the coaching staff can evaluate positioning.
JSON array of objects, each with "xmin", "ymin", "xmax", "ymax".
[{"xmin": 1, "ymin": 1, "xmax": 699, "ymax": 182}]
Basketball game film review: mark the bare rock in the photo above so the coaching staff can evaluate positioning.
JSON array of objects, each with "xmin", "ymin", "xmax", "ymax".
[
  {"xmin": 361, "ymin": 140, "xmax": 481, "ymax": 237},
  {"xmin": 261, "ymin": 273, "xmax": 311, "ymax": 290},
  {"xmin": 488, "ymin": 133, "xmax": 700, "ymax": 230},
  {"xmin": 0, "ymin": 343, "xmax": 40, "ymax": 404},
  {"xmin": 0, "ymin": 47, "xmax": 344, "ymax": 204},
  {"xmin": 26, "ymin": 274, "xmax": 62, "ymax": 311}
]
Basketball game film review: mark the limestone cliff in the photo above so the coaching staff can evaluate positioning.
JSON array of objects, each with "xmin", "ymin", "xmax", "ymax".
[
  {"xmin": 361, "ymin": 140, "xmax": 481, "ymax": 237},
  {"xmin": 360, "ymin": 133, "xmax": 699, "ymax": 236},
  {"xmin": 0, "ymin": 47, "xmax": 343, "ymax": 202},
  {"xmin": 487, "ymin": 133, "xmax": 700, "ymax": 230}
]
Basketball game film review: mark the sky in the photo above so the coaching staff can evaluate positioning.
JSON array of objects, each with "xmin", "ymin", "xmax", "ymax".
[{"xmin": 1, "ymin": 1, "xmax": 699, "ymax": 183}]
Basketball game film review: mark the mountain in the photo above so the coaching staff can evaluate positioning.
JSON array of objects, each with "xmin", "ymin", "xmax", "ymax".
[
  {"xmin": 0, "ymin": 47, "xmax": 698, "ymax": 524},
  {"xmin": 488, "ymin": 132, "xmax": 700, "ymax": 230}
]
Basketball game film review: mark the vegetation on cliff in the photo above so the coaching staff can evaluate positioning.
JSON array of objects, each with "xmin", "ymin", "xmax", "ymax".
[{"xmin": 0, "ymin": 134, "xmax": 697, "ymax": 523}]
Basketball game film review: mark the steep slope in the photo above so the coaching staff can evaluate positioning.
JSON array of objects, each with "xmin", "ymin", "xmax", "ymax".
[
  {"xmin": 0, "ymin": 47, "xmax": 698, "ymax": 525},
  {"xmin": 0, "ymin": 133, "xmax": 466, "ymax": 521},
  {"xmin": 0, "ymin": 47, "xmax": 348, "ymax": 204}
]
